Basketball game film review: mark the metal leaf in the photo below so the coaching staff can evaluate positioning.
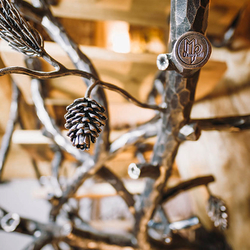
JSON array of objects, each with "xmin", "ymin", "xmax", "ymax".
[{"xmin": 0, "ymin": 0, "xmax": 44, "ymax": 57}]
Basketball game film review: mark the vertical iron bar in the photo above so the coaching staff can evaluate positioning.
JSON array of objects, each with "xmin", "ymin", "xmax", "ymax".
[{"xmin": 137, "ymin": 0, "xmax": 210, "ymax": 248}]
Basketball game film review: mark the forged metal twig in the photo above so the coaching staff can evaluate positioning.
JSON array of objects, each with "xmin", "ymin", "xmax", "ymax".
[
  {"xmin": 85, "ymin": 80, "xmax": 166, "ymax": 113},
  {"xmin": 0, "ymin": 81, "xmax": 19, "ymax": 181},
  {"xmin": 109, "ymin": 114, "xmax": 160, "ymax": 154},
  {"xmin": 31, "ymin": 158, "xmax": 43, "ymax": 184},
  {"xmin": 161, "ymin": 175, "xmax": 215, "ymax": 203},
  {"xmin": 22, "ymin": 234, "xmax": 53, "ymax": 250},
  {"xmin": 190, "ymin": 115, "xmax": 250, "ymax": 131},
  {"xmin": 0, "ymin": 206, "xmax": 135, "ymax": 249},
  {"xmin": 128, "ymin": 163, "xmax": 160, "ymax": 179},
  {"xmin": 96, "ymin": 166, "xmax": 135, "ymax": 208},
  {"xmin": 147, "ymin": 71, "xmax": 167, "ymax": 105}
]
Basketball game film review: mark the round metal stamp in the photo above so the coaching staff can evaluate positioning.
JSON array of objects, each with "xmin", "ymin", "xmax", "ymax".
[{"xmin": 173, "ymin": 31, "xmax": 211, "ymax": 70}]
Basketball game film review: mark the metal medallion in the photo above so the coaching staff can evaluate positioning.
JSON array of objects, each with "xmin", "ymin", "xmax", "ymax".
[{"xmin": 173, "ymin": 31, "xmax": 211, "ymax": 70}]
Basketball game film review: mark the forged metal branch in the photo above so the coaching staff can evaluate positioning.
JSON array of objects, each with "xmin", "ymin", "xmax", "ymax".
[
  {"xmin": 161, "ymin": 175, "xmax": 215, "ymax": 203},
  {"xmin": 67, "ymin": 224, "xmax": 134, "ymax": 248},
  {"xmin": 0, "ymin": 206, "xmax": 72, "ymax": 239},
  {"xmin": 50, "ymin": 115, "xmax": 160, "ymax": 218},
  {"xmin": 109, "ymin": 114, "xmax": 160, "ymax": 154},
  {"xmin": 190, "ymin": 114, "xmax": 250, "ymax": 131},
  {"xmin": 27, "ymin": 57, "xmax": 135, "ymax": 213},
  {"xmin": 0, "ymin": 81, "xmax": 19, "ymax": 181},
  {"xmin": 0, "ymin": 207, "xmax": 135, "ymax": 249},
  {"xmin": 13, "ymin": 0, "xmax": 111, "ymax": 159},
  {"xmin": 208, "ymin": 6, "xmax": 245, "ymax": 48},
  {"xmin": 0, "ymin": 60, "xmax": 96, "ymax": 81},
  {"xmin": 97, "ymin": 166, "xmax": 135, "ymax": 208},
  {"xmin": 22, "ymin": 234, "xmax": 53, "ymax": 250},
  {"xmin": 0, "ymin": 56, "xmax": 165, "ymax": 114},
  {"xmin": 27, "ymin": 57, "xmax": 90, "ymax": 163},
  {"xmin": 136, "ymin": 1, "xmax": 211, "ymax": 249},
  {"xmin": 85, "ymin": 80, "xmax": 167, "ymax": 113}
]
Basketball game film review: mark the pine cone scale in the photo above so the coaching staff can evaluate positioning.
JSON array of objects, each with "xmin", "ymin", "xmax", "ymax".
[{"xmin": 65, "ymin": 97, "xmax": 107, "ymax": 150}]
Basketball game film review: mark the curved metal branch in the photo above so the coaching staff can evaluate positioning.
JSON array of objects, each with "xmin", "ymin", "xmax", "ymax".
[
  {"xmin": 50, "ymin": 115, "xmax": 160, "ymax": 218},
  {"xmin": 0, "ymin": 81, "xmax": 19, "ymax": 181},
  {"xmin": 0, "ymin": 64, "xmax": 95, "ymax": 81},
  {"xmin": 26, "ymin": 57, "xmax": 90, "ymax": 163},
  {"xmin": 86, "ymin": 81, "xmax": 167, "ymax": 113},
  {"xmin": 161, "ymin": 175, "xmax": 215, "ymax": 203},
  {"xmin": 190, "ymin": 114, "xmax": 250, "ymax": 131},
  {"xmin": 97, "ymin": 166, "xmax": 135, "ymax": 208},
  {"xmin": 13, "ymin": 0, "xmax": 111, "ymax": 159}
]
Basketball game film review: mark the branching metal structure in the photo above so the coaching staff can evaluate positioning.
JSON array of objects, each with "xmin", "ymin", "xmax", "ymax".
[{"xmin": 0, "ymin": 0, "xmax": 248, "ymax": 249}]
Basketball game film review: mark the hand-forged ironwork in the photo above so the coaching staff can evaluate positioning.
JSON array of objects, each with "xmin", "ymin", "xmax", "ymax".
[{"xmin": 1, "ymin": 0, "xmax": 249, "ymax": 249}]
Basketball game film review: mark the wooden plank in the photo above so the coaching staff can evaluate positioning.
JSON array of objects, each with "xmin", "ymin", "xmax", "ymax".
[
  {"xmin": 24, "ymin": 0, "xmax": 246, "ymax": 32},
  {"xmin": 26, "ymin": 0, "xmax": 170, "ymax": 28}
]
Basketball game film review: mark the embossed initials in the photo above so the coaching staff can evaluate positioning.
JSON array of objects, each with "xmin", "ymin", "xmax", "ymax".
[{"xmin": 183, "ymin": 38, "xmax": 204, "ymax": 64}]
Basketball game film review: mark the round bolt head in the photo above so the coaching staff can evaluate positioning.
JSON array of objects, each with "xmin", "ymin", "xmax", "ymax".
[
  {"xmin": 157, "ymin": 54, "xmax": 169, "ymax": 70},
  {"xmin": 173, "ymin": 31, "xmax": 211, "ymax": 70},
  {"xmin": 128, "ymin": 163, "xmax": 141, "ymax": 179},
  {"xmin": 0, "ymin": 213, "xmax": 20, "ymax": 232}
]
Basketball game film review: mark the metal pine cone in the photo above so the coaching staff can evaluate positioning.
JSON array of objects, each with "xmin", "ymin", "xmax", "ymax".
[
  {"xmin": 65, "ymin": 97, "xmax": 107, "ymax": 150},
  {"xmin": 0, "ymin": 0, "xmax": 44, "ymax": 57},
  {"xmin": 207, "ymin": 195, "xmax": 228, "ymax": 230}
]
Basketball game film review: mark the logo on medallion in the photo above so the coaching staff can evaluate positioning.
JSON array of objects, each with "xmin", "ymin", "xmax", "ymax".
[
  {"xmin": 173, "ymin": 32, "xmax": 211, "ymax": 70},
  {"xmin": 183, "ymin": 38, "xmax": 204, "ymax": 64}
]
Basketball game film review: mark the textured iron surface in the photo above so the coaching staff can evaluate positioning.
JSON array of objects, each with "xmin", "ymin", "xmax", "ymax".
[{"xmin": 136, "ymin": 0, "xmax": 211, "ymax": 248}]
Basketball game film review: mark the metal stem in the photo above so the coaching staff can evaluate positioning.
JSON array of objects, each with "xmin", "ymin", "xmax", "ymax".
[
  {"xmin": 161, "ymin": 175, "xmax": 215, "ymax": 203},
  {"xmin": 191, "ymin": 115, "xmax": 250, "ymax": 131},
  {"xmin": 85, "ymin": 80, "xmax": 166, "ymax": 112},
  {"xmin": 0, "ymin": 81, "xmax": 19, "ymax": 181}
]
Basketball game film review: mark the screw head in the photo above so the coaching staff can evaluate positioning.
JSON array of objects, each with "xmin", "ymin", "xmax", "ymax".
[
  {"xmin": 128, "ymin": 163, "xmax": 141, "ymax": 179},
  {"xmin": 157, "ymin": 54, "xmax": 169, "ymax": 70}
]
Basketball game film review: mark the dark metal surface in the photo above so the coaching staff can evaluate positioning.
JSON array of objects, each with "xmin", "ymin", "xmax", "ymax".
[
  {"xmin": 191, "ymin": 115, "xmax": 250, "ymax": 131},
  {"xmin": 136, "ymin": 1, "xmax": 211, "ymax": 249}
]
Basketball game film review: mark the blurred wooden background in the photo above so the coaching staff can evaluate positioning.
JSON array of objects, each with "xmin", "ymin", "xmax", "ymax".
[{"xmin": 1, "ymin": 0, "xmax": 250, "ymax": 249}]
